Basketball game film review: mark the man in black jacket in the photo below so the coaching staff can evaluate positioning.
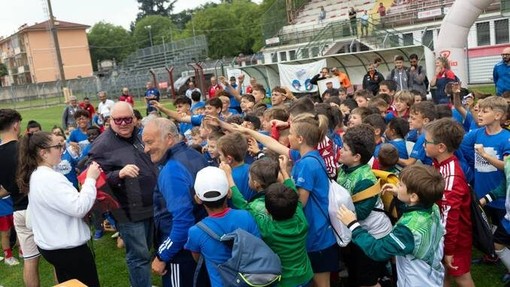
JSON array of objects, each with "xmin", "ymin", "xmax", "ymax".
[{"xmin": 89, "ymin": 102, "xmax": 158, "ymax": 287}]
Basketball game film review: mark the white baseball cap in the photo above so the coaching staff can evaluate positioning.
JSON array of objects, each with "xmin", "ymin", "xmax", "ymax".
[{"xmin": 194, "ymin": 167, "xmax": 229, "ymax": 202}]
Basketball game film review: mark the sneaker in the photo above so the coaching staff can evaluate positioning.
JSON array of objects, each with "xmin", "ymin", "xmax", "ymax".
[
  {"xmin": 4, "ymin": 257, "xmax": 19, "ymax": 266},
  {"xmin": 0, "ymin": 256, "xmax": 3, "ymax": 261},
  {"xmin": 472, "ymin": 254, "xmax": 500, "ymax": 265},
  {"xmin": 93, "ymin": 229, "xmax": 104, "ymax": 240}
]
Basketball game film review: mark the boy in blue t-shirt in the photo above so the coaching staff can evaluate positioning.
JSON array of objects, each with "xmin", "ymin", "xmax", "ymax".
[
  {"xmin": 385, "ymin": 117, "xmax": 410, "ymax": 161},
  {"xmin": 185, "ymin": 167, "xmax": 260, "ymax": 287},
  {"xmin": 399, "ymin": 101, "xmax": 437, "ymax": 167},
  {"xmin": 231, "ymin": 113, "xmax": 338, "ymax": 287},
  {"xmin": 153, "ymin": 97, "xmax": 223, "ymax": 127},
  {"xmin": 460, "ymin": 96, "xmax": 510, "ymax": 212},
  {"xmin": 217, "ymin": 132, "xmax": 257, "ymax": 201}
]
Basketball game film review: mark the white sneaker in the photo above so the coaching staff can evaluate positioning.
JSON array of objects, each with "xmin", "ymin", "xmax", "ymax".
[
  {"xmin": 0, "ymin": 256, "xmax": 3, "ymax": 261},
  {"xmin": 111, "ymin": 232, "xmax": 120, "ymax": 239},
  {"xmin": 4, "ymin": 257, "xmax": 19, "ymax": 266}
]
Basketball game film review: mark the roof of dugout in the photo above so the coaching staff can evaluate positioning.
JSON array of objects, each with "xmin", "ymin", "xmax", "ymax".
[{"xmin": 239, "ymin": 45, "xmax": 435, "ymax": 91}]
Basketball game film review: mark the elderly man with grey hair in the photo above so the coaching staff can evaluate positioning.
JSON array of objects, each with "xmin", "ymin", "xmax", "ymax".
[
  {"xmin": 61, "ymin": 95, "xmax": 80, "ymax": 130},
  {"xmin": 88, "ymin": 102, "xmax": 158, "ymax": 287},
  {"xmin": 142, "ymin": 117, "xmax": 209, "ymax": 286}
]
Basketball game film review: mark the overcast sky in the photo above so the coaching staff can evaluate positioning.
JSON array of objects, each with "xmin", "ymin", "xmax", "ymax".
[{"xmin": 0, "ymin": 0, "xmax": 260, "ymax": 37}]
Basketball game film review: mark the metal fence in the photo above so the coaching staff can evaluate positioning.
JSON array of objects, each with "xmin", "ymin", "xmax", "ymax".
[
  {"xmin": 261, "ymin": 0, "xmax": 310, "ymax": 41},
  {"xmin": 0, "ymin": 69, "xmax": 174, "ymax": 110}
]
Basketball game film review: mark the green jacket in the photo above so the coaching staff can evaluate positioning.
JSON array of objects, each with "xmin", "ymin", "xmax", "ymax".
[
  {"xmin": 337, "ymin": 164, "xmax": 378, "ymax": 220},
  {"xmin": 230, "ymin": 179, "xmax": 313, "ymax": 287}
]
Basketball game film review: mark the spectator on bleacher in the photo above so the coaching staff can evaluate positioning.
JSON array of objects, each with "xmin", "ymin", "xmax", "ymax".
[
  {"xmin": 493, "ymin": 47, "xmax": 510, "ymax": 96},
  {"xmin": 378, "ymin": 2, "xmax": 386, "ymax": 17},
  {"xmin": 144, "ymin": 81, "xmax": 160, "ymax": 115},
  {"xmin": 409, "ymin": 54, "xmax": 428, "ymax": 96},
  {"xmin": 360, "ymin": 10, "xmax": 369, "ymax": 36},
  {"xmin": 430, "ymin": 56, "xmax": 457, "ymax": 104},
  {"xmin": 207, "ymin": 76, "xmax": 223, "ymax": 100},
  {"xmin": 378, "ymin": 2, "xmax": 386, "ymax": 27},
  {"xmin": 119, "ymin": 87, "xmax": 135, "ymax": 106},
  {"xmin": 185, "ymin": 81, "xmax": 201, "ymax": 100},
  {"xmin": 318, "ymin": 6, "xmax": 326, "ymax": 25},
  {"xmin": 362, "ymin": 63, "xmax": 384, "ymax": 96},
  {"xmin": 62, "ymin": 96, "xmax": 81, "ymax": 131},
  {"xmin": 79, "ymin": 97, "xmax": 96, "ymax": 118},
  {"xmin": 310, "ymin": 67, "xmax": 330, "ymax": 86},
  {"xmin": 331, "ymin": 67, "xmax": 352, "ymax": 90},
  {"xmin": 388, "ymin": 55, "xmax": 411, "ymax": 91},
  {"xmin": 348, "ymin": 7, "xmax": 357, "ymax": 36}
]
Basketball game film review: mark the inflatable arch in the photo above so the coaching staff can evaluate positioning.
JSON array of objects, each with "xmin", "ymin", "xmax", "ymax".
[{"xmin": 435, "ymin": 0, "xmax": 494, "ymax": 84}]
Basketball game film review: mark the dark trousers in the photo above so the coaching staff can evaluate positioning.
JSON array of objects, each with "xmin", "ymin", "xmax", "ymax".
[{"xmin": 39, "ymin": 243, "xmax": 100, "ymax": 287}]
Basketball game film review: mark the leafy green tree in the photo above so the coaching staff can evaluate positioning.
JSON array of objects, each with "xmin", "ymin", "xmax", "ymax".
[
  {"xmin": 184, "ymin": 0, "xmax": 263, "ymax": 58},
  {"xmin": 136, "ymin": 0, "xmax": 177, "ymax": 20},
  {"xmin": 87, "ymin": 22, "xmax": 135, "ymax": 71},
  {"xmin": 0, "ymin": 63, "xmax": 7, "ymax": 77},
  {"xmin": 132, "ymin": 15, "xmax": 177, "ymax": 49}
]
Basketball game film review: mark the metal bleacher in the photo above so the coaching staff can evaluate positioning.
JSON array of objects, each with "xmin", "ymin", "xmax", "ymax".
[
  {"xmin": 382, "ymin": 0, "xmax": 501, "ymax": 28},
  {"xmin": 119, "ymin": 35, "xmax": 208, "ymax": 74}
]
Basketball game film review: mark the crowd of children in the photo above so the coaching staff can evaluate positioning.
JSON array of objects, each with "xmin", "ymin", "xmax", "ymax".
[{"xmin": 2, "ymin": 54, "xmax": 510, "ymax": 287}]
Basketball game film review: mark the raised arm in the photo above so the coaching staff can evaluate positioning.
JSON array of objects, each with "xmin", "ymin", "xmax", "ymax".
[{"xmin": 231, "ymin": 124, "xmax": 290, "ymax": 156}]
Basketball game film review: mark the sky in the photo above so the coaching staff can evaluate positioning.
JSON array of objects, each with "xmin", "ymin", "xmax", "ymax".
[{"xmin": 0, "ymin": 0, "xmax": 258, "ymax": 37}]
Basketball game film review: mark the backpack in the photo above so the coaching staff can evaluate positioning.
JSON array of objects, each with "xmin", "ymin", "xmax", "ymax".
[
  {"xmin": 196, "ymin": 222, "xmax": 282, "ymax": 287},
  {"xmin": 77, "ymin": 169, "xmax": 121, "ymax": 216},
  {"xmin": 469, "ymin": 188, "xmax": 495, "ymax": 255},
  {"xmin": 307, "ymin": 155, "xmax": 355, "ymax": 247},
  {"xmin": 351, "ymin": 170, "xmax": 401, "ymax": 224}
]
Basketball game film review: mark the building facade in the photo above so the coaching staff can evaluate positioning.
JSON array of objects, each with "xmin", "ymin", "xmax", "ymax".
[{"xmin": 0, "ymin": 19, "xmax": 93, "ymax": 86}]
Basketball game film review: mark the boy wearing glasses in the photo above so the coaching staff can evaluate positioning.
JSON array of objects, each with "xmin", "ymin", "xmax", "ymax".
[
  {"xmin": 423, "ymin": 118, "xmax": 475, "ymax": 287},
  {"xmin": 493, "ymin": 47, "xmax": 510, "ymax": 96}
]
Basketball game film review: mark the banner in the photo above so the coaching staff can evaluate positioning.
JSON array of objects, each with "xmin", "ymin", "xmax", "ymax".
[{"xmin": 278, "ymin": 59, "xmax": 327, "ymax": 93}]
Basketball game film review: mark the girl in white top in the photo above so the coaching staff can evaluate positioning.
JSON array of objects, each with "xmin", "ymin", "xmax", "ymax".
[{"xmin": 17, "ymin": 131, "xmax": 101, "ymax": 287}]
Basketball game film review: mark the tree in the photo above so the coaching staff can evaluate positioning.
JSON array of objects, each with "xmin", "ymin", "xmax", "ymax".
[
  {"xmin": 136, "ymin": 0, "xmax": 177, "ymax": 20},
  {"xmin": 0, "ymin": 63, "xmax": 7, "ymax": 77},
  {"xmin": 132, "ymin": 15, "xmax": 177, "ymax": 49},
  {"xmin": 184, "ymin": 0, "xmax": 263, "ymax": 59},
  {"xmin": 87, "ymin": 22, "xmax": 135, "ymax": 71}
]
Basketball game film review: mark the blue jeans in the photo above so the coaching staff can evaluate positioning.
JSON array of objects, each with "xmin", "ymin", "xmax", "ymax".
[{"xmin": 118, "ymin": 218, "xmax": 154, "ymax": 287}]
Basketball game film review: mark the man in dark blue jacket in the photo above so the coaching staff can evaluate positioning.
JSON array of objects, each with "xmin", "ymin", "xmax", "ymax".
[
  {"xmin": 142, "ymin": 117, "xmax": 209, "ymax": 287},
  {"xmin": 89, "ymin": 102, "xmax": 158, "ymax": 287}
]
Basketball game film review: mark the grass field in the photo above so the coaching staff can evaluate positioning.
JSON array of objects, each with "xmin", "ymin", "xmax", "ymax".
[{"xmin": 0, "ymin": 88, "xmax": 507, "ymax": 287}]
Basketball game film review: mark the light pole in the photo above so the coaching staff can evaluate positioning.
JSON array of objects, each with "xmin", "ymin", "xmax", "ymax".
[
  {"xmin": 189, "ymin": 12, "xmax": 196, "ymax": 45},
  {"xmin": 145, "ymin": 25, "xmax": 153, "ymax": 47}
]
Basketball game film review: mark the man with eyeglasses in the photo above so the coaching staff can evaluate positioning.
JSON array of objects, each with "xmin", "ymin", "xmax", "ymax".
[
  {"xmin": 493, "ymin": 47, "xmax": 510, "ymax": 96},
  {"xmin": 88, "ymin": 102, "xmax": 158, "ymax": 287}
]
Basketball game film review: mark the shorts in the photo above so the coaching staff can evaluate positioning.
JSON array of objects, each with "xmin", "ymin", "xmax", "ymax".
[
  {"xmin": 446, "ymin": 250, "xmax": 471, "ymax": 277},
  {"xmin": 0, "ymin": 214, "xmax": 13, "ymax": 231},
  {"xmin": 346, "ymin": 242, "xmax": 386, "ymax": 286},
  {"xmin": 13, "ymin": 210, "xmax": 40, "ymax": 260},
  {"xmin": 307, "ymin": 244, "xmax": 339, "ymax": 273}
]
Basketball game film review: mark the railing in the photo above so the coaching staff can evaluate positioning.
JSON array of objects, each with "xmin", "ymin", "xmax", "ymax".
[
  {"xmin": 261, "ymin": 0, "xmax": 311, "ymax": 41},
  {"xmin": 295, "ymin": 19, "xmax": 424, "ymax": 59}
]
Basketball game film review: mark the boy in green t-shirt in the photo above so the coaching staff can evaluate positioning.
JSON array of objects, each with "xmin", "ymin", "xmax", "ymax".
[{"xmin": 219, "ymin": 156, "xmax": 313, "ymax": 287}]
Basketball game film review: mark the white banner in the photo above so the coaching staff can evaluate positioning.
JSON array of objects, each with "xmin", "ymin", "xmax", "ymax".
[{"xmin": 278, "ymin": 59, "xmax": 327, "ymax": 93}]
